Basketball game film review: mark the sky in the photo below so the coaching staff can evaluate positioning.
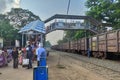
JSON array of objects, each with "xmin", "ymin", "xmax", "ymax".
[
  {"xmin": 0, "ymin": 0, "xmax": 20, "ymax": 13},
  {"xmin": 20, "ymin": 0, "xmax": 87, "ymax": 20},
  {"xmin": 0, "ymin": 0, "xmax": 88, "ymax": 45}
]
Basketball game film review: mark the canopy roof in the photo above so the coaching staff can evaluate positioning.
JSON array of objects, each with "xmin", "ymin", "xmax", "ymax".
[{"xmin": 18, "ymin": 20, "xmax": 46, "ymax": 34}]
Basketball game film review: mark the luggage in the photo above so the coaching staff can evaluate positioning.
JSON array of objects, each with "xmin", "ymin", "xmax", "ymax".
[{"xmin": 22, "ymin": 58, "xmax": 29, "ymax": 67}]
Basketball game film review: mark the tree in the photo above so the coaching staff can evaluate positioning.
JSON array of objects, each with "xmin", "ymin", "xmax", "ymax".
[
  {"xmin": 0, "ymin": 17, "xmax": 20, "ymax": 47},
  {"xmin": 0, "ymin": 8, "xmax": 41, "ymax": 47},
  {"xmin": 45, "ymin": 41, "xmax": 51, "ymax": 47},
  {"xmin": 85, "ymin": 0, "xmax": 120, "ymax": 29},
  {"xmin": 74, "ymin": 30, "xmax": 85, "ymax": 39},
  {"xmin": 7, "ymin": 8, "xmax": 41, "ymax": 29},
  {"xmin": 57, "ymin": 30, "xmax": 80, "ymax": 44}
]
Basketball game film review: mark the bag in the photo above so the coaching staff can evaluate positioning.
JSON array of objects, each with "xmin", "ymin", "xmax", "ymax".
[{"xmin": 22, "ymin": 59, "xmax": 29, "ymax": 65}]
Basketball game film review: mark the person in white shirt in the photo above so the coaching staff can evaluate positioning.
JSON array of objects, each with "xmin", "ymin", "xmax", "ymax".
[{"xmin": 36, "ymin": 43, "xmax": 46, "ymax": 66}]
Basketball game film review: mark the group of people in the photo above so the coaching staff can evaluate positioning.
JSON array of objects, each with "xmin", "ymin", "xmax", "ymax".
[
  {"xmin": 11, "ymin": 41, "xmax": 46, "ymax": 69},
  {"xmin": 0, "ymin": 48, "xmax": 12, "ymax": 67}
]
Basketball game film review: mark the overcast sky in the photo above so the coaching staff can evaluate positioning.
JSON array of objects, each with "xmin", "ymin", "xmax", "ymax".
[
  {"xmin": 0, "ymin": 0, "xmax": 20, "ymax": 13},
  {"xmin": 20, "ymin": 0, "xmax": 87, "ymax": 20},
  {"xmin": 0, "ymin": 0, "xmax": 87, "ymax": 45}
]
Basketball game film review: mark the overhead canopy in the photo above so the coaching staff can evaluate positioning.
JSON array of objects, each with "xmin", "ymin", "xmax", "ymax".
[{"xmin": 18, "ymin": 20, "xmax": 46, "ymax": 34}]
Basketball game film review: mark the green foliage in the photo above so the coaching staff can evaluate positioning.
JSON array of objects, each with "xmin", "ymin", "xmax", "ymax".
[
  {"xmin": 58, "ymin": 0, "xmax": 120, "ymax": 44},
  {"xmin": 45, "ymin": 41, "xmax": 51, "ymax": 47},
  {"xmin": 57, "ymin": 39, "xmax": 64, "ymax": 45},
  {"xmin": 85, "ymin": 0, "xmax": 120, "ymax": 29},
  {"xmin": 0, "ymin": 8, "xmax": 43, "ymax": 47},
  {"xmin": 57, "ymin": 30, "xmax": 86, "ymax": 44},
  {"xmin": 74, "ymin": 30, "xmax": 85, "ymax": 39},
  {"xmin": 0, "ymin": 14, "xmax": 21, "ymax": 46},
  {"xmin": 64, "ymin": 30, "xmax": 76, "ymax": 40},
  {"xmin": 7, "ymin": 8, "xmax": 41, "ymax": 29}
]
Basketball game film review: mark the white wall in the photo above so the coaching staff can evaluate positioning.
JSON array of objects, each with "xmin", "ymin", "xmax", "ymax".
[
  {"xmin": 0, "ymin": 38, "xmax": 3, "ymax": 48},
  {"xmin": 46, "ymin": 30, "xmax": 64, "ymax": 45}
]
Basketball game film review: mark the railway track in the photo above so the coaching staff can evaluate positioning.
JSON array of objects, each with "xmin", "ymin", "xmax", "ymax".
[
  {"xmin": 62, "ymin": 51, "xmax": 120, "ymax": 72},
  {"xmin": 55, "ymin": 51, "xmax": 120, "ymax": 80}
]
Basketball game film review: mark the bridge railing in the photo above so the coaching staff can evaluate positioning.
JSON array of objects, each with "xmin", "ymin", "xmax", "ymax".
[
  {"xmin": 44, "ymin": 14, "xmax": 111, "ymax": 34},
  {"xmin": 45, "ymin": 21, "xmax": 100, "ymax": 34},
  {"xmin": 46, "ymin": 21, "xmax": 87, "ymax": 33}
]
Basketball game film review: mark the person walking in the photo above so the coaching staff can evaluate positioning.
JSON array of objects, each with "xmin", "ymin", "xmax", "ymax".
[
  {"xmin": 87, "ymin": 48, "xmax": 91, "ymax": 58},
  {"xmin": 26, "ymin": 43, "xmax": 33, "ymax": 69},
  {"xmin": 36, "ymin": 43, "xmax": 46, "ymax": 66},
  {"xmin": 12, "ymin": 47, "xmax": 19, "ymax": 68}
]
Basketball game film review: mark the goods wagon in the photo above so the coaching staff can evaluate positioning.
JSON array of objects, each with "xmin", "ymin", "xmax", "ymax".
[
  {"xmin": 77, "ymin": 38, "xmax": 81, "ymax": 51},
  {"xmin": 89, "ymin": 30, "xmax": 120, "ymax": 58},
  {"xmin": 70, "ymin": 40, "xmax": 78, "ymax": 52},
  {"xmin": 52, "ymin": 30, "xmax": 120, "ymax": 59},
  {"xmin": 97, "ymin": 33, "xmax": 107, "ymax": 58},
  {"xmin": 89, "ymin": 35, "xmax": 98, "ymax": 57},
  {"xmin": 106, "ymin": 31, "xmax": 118, "ymax": 52},
  {"xmin": 70, "ymin": 41, "xmax": 74, "ymax": 52},
  {"xmin": 80, "ymin": 38, "xmax": 89, "ymax": 55},
  {"xmin": 62, "ymin": 42, "xmax": 70, "ymax": 52}
]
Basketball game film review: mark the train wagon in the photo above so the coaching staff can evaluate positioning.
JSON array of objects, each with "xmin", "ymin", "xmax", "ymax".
[
  {"xmin": 106, "ymin": 30, "xmax": 118, "ymax": 52},
  {"xmin": 88, "ymin": 30, "xmax": 120, "ymax": 58},
  {"xmin": 77, "ymin": 38, "xmax": 81, "ymax": 52},
  {"xmin": 51, "ymin": 29, "xmax": 120, "ymax": 59},
  {"xmin": 70, "ymin": 41, "xmax": 74, "ymax": 52},
  {"xmin": 62, "ymin": 42, "xmax": 70, "ymax": 52},
  {"xmin": 79, "ymin": 38, "xmax": 89, "ymax": 55},
  {"xmin": 97, "ymin": 33, "xmax": 107, "ymax": 58},
  {"xmin": 89, "ymin": 35, "xmax": 98, "ymax": 57},
  {"xmin": 90, "ymin": 30, "xmax": 120, "ymax": 58},
  {"xmin": 70, "ymin": 40, "xmax": 78, "ymax": 52}
]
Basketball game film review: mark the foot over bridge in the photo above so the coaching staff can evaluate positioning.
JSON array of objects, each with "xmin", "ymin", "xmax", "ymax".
[
  {"xmin": 44, "ymin": 14, "xmax": 109, "ymax": 34},
  {"xmin": 18, "ymin": 14, "xmax": 111, "ymax": 47}
]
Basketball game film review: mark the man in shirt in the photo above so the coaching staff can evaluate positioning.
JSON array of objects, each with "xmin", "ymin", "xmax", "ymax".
[
  {"xmin": 36, "ymin": 43, "xmax": 46, "ymax": 66},
  {"xmin": 26, "ymin": 42, "xmax": 33, "ymax": 69}
]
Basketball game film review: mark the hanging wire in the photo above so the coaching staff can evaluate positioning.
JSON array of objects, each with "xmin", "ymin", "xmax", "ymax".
[
  {"xmin": 67, "ymin": 0, "xmax": 71, "ymax": 15},
  {"xmin": 63, "ymin": 0, "xmax": 71, "ymax": 42},
  {"xmin": 65, "ymin": 0, "xmax": 71, "ymax": 23}
]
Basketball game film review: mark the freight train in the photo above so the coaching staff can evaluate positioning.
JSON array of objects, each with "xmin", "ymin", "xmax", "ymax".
[{"xmin": 51, "ymin": 29, "xmax": 120, "ymax": 59}]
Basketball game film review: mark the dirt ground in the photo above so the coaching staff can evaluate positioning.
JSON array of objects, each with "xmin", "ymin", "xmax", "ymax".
[
  {"xmin": 0, "ymin": 50, "xmax": 113, "ymax": 80},
  {"xmin": 0, "ymin": 62, "xmax": 34, "ymax": 80},
  {"xmin": 48, "ymin": 51, "xmax": 107, "ymax": 80}
]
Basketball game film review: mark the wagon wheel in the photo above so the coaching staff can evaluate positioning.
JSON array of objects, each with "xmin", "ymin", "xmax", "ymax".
[
  {"xmin": 82, "ymin": 51, "xmax": 86, "ymax": 56},
  {"xmin": 92, "ymin": 52, "xmax": 98, "ymax": 58},
  {"xmin": 101, "ymin": 52, "xmax": 107, "ymax": 59}
]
